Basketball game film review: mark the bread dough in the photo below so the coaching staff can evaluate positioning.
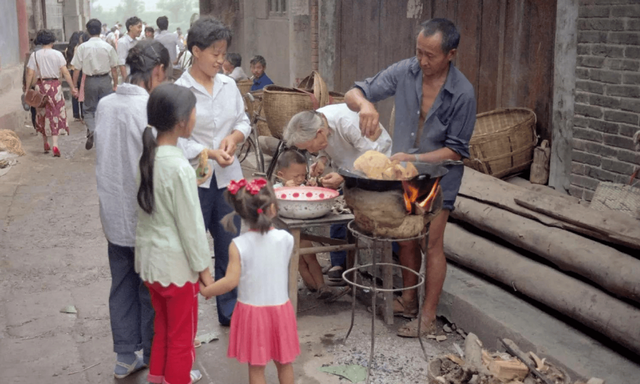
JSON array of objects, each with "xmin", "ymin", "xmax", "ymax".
[{"xmin": 353, "ymin": 150, "xmax": 419, "ymax": 180}]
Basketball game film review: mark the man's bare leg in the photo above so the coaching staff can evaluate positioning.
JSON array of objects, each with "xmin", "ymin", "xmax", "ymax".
[
  {"xmin": 397, "ymin": 239, "xmax": 420, "ymax": 311},
  {"xmin": 420, "ymin": 209, "xmax": 450, "ymax": 326}
]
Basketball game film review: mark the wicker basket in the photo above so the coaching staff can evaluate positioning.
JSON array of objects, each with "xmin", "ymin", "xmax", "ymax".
[
  {"xmin": 464, "ymin": 108, "xmax": 537, "ymax": 179},
  {"xmin": 262, "ymin": 86, "xmax": 320, "ymax": 139},
  {"xmin": 328, "ymin": 91, "xmax": 345, "ymax": 104},
  {"xmin": 237, "ymin": 79, "xmax": 253, "ymax": 96}
]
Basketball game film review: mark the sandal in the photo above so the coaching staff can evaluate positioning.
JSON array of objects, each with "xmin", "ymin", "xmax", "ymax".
[
  {"xmin": 194, "ymin": 337, "xmax": 202, "ymax": 348},
  {"xmin": 190, "ymin": 369, "xmax": 203, "ymax": 383},
  {"xmin": 368, "ymin": 296, "xmax": 418, "ymax": 319},
  {"xmin": 327, "ymin": 265, "xmax": 345, "ymax": 281},
  {"xmin": 396, "ymin": 318, "xmax": 436, "ymax": 338},
  {"xmin": 114, "ymin": 354, "xmax": 147, "ymax": 379},
  {"xmin": 317, "ymin": 286, "xmax": 351, "ymax": 302}
]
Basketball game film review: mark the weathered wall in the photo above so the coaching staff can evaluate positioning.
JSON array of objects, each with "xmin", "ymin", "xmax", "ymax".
[
  {"xmin": 569, "ymin": 1, "xmax": 640, "ymax": 201},
  {"xmin": 1, "ymin": 0, "xmax": 21, "ymax": 68}
]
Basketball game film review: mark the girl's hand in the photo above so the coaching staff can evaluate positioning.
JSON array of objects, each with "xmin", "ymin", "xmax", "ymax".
[
  {"xmin": 208, "ymin": 149, "xmax": 234, "ymax": 168},
  {"xmin": 196, "ymin": 165, "xmax": 214, "ymax": 186},
  {"xmin": 321, "ymin": 172, "xmax": 344, "ymax": 189},
  {"xmin": 199, "ymin": 281, "xmax": 212, "ymax": 299},
  {"xmin": 310, "ymin": 160, "xmax": 325, "ymax": 177}
]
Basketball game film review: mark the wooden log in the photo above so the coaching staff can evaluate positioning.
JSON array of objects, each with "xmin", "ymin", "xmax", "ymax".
[
  {"xmin": 459, "ymin": 167, "xmax": 640, "ymax": 250},
  {"xmin": 444, "ymin": 223, "xmax": 640, "ymax": 356},
  {"xmin": 452, "ymin": 196, "xmax": 640, "ymax": 304},
  {"xmin": 514, "ymin": 192, "xmax": 640, "ymax": 250}
]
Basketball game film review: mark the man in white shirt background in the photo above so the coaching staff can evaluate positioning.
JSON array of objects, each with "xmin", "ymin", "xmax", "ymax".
[
  {"xmin": 71, "ymin": 18, "xmax": 119, "ymax": 150},
  {"xmin": 117, "ymin": 16, "xmax": 142, "ymax": 81},
  {"xmin": 154, "ymin": 16, "xmax": 185, "ymax": 81}
]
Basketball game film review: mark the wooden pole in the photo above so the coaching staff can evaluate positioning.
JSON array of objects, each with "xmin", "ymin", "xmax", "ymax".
[
  {"xmin": 452, "ymin": 196, "xmax": 640, "ymax": 304},
  {"xmin": 444, "ymin": 223, "xmax": 640, "ymax": 356}
]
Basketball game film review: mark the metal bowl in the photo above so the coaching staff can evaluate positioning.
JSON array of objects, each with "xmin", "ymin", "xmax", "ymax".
[{"xmin": 275, "ymin": 187, "xmax": 339, "ymax": 219}]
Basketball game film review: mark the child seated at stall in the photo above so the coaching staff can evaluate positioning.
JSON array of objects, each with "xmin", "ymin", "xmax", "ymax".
[{"xmin": 273, "ymin": 150, "xmax": 348, "ymax": 300}]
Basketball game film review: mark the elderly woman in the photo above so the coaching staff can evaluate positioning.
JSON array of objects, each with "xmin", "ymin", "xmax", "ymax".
[
  {"xmin": 24, "ymin": 29, "xmax": 78, "ymax": 156},
  {"xmin": 284, "ymin": 103, "xmax": 392, "ymax": 189},
  {"xmin": 284, "ymin": 102, "xmax": 392, "ymax": 280}
]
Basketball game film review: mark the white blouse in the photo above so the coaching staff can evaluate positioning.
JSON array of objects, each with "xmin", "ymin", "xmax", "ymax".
[{"xmin": 27, "ymin": 48, "xmax": 66, "ymax": 79}]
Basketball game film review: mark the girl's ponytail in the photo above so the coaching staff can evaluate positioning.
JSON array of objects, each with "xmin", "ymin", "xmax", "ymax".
[{"xmin": 137, "ymin": 126, "xmax": 157, "ymax": 214}]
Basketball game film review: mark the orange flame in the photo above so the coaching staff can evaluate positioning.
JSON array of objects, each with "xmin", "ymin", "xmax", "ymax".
[{"xmin": 402, "ymin": 179, "xmax": 440, "ymax": 214}]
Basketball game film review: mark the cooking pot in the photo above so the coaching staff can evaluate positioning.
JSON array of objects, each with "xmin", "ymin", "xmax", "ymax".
[{"xmin": 338, "ymin": 161, "xmax": 454, "ymax": 192}]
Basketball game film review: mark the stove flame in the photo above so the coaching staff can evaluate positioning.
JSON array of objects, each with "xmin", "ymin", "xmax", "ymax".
[{"xmin": 402, "ymin": 179, "xmax": 440, "ymax": 214}]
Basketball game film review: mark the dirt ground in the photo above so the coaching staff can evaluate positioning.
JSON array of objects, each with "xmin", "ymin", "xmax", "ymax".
[{"xmin": 0, "ymin": 112, "xmax": 461, "ymax": 383}]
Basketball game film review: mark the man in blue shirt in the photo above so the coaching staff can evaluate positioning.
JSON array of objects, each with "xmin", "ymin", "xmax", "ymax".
[
  {"xmin": 345, "ymin": 18, "xmax": 476, "ymax": 338},
  {"xmin": 250, "ymin": 55, "xmax": 274, "ymax": 91}
]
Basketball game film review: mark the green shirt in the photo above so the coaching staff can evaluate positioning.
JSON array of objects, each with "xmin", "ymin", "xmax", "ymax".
[{"xmin": 135, "ymin": 145, "xmax": 211, "ymax": 287}]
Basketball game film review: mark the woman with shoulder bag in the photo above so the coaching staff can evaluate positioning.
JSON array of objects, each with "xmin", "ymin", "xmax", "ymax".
[{"xmin": 24, "ymin": 29, "xmax": 78, "ymax": 157}]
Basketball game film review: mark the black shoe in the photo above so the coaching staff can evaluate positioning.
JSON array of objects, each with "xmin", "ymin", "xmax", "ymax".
[
  {"xmin": 85, "ymin": 133, "xmax": 94, "ymax": 150},
  {"xmin": 327, "ymin": 265, "xmax": 345, "ymax": 281}
]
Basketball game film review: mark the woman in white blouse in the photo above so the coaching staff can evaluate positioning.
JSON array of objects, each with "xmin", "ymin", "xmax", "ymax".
[
  {"xmin": 175, "ymin": 17, "xmax": 251, "ymax": 326},
  {"xmin": 24, "ymin": 29, "xmax": 78, "ymax": 157}
]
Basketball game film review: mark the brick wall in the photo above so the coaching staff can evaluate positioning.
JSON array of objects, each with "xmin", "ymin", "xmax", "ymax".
[{"xmin": 571, "ymin": 1, "xmax": 640, "ymax": 201}]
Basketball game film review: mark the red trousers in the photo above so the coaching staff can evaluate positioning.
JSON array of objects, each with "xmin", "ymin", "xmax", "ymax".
[{"xmin": 146, "ymin": 282, "xmax": 198, "ymax": 384}]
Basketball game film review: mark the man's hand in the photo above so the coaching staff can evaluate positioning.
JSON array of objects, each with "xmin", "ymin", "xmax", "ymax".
[
  {"xmin": 390, "ymin": 152, "xmax": 415, "ymax": 163},
  {"xmin": 321, "ymin": 172, "xmax": 344, "ymax": 189},
  {"xmin": 310, "ymin": 160, "xmax": 326, "ymax": 177},
  {"xmin": 208, "ymin": 149, "xmax": 234, "ymax": 168},
  {"xmin": 358, "ymin": 102, "xmax": 380, "ymax": 139}
]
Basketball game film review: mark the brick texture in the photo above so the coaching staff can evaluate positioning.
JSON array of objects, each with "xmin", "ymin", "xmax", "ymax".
[{"xmin": 571, "ymin": 1, "xmax": 640, "ymax": 201}]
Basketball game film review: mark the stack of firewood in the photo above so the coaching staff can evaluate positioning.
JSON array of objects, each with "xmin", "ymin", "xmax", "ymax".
[{"xmin": 445, "ymin": 168, "xmax": 640, "ymax": 356}]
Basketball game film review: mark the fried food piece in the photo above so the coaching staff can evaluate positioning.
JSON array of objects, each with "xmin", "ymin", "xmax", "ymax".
[
  {"xmin": 402, "ymin": 162, "xmax": 419, "ymax": 179},
  {"xmin": 353, "ymin": 150, "xmax": 392, "ymax": 179},
  {"xmin": 197, "ymin": 150, "xmax": 208, "ymax": 177}
]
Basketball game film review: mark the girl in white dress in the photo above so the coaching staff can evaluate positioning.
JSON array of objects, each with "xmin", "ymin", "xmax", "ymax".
[{"xmin": 199, "ymin": 178, "xmax": 300, "ymax": 384}]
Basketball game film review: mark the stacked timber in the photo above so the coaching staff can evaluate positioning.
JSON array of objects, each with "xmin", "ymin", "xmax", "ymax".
[{"xmin": 446, "ymin": 168, "xmax": 640, "ymax": 356}]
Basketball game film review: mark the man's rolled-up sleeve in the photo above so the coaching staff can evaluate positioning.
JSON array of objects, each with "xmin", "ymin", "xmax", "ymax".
[
  {"xmin": 353, "ymin": 61, "xmax": 402, "ymax": 103},
  {"xmin": 444, "ymin": 93, "xmax": 476, "ymax": 159}
]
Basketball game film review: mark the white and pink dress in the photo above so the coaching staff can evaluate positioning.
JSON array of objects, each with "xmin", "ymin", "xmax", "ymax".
[{"xmin": 228, "ymin": 228, "xmax": 300, "ymax": 365}]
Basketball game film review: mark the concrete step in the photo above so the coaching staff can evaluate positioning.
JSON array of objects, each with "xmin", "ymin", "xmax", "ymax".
[{"xmin": 438, "ymin": 263, "xmax": 640, "ymax": 383}]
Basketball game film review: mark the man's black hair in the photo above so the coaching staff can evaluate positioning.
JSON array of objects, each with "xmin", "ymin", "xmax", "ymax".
[
  {"xmin": 156, "ymin": 16, "xmax": 169, "ymax": 31},
  {"xmin": 145, "ymin": 26, "xmax": 155, "ymax": 34},
  {"xmin": 419, "ymin": 18, "xmax": 460, "ymax": 54},
  {"xmin": 86, "ymin": 19, "xmax": 102, "ymax": 36},
  {"xmin": 126, "ymin": 16, "xmax": 142, "ymax": 32},
  {"xmin": 187, "ymin": 17, "xmax": 232, "ymax": 53},
  {"xmin": 250, "ymin": 55, "xmax": 266, "ymax": 67},
  {"xmin": 226, "ymin": 53, "xmax": 242, "ymax": 68}
]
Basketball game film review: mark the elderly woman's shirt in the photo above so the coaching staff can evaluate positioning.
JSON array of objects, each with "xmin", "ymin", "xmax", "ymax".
[
  {"xmin": 354, "ymin": 58, "xmax": 476, "ymax": 207},
  {"xmin": 176, "ymin": 72, "xmax": 252, "ymax": 189},
  {"xmin": 318, "ymin": 103, "xmax": 392, "ymax": 170}
]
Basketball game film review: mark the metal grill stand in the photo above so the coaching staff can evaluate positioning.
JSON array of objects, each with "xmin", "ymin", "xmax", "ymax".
[{"xmin": 342, "ymin": 221, "xmax": 429, "ymax": 383}]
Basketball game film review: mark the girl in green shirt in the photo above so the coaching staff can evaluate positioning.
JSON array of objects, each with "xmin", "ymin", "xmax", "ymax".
[{"xmin": 135, "ymin": 83, "xmax": 213, "ymax": 384}]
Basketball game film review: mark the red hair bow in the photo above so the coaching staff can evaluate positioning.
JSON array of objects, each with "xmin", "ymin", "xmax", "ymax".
[
  {"xmin": 246, "ymin": 178, "xmax": 268, "ymax": 195},
  {"xmin": 228, "ymin": 179, "xmax": 247, "ymax": 195}
]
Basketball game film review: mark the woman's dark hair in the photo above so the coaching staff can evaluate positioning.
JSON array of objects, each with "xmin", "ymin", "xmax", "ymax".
[
  {"xmin": 420, "ymin": 18, "xmax": 460, "ymax": 54},
  {"xmin": 86, "ymin": 18, "xmax": 102, "ymax": 36},
  {"xmin": 66, "ymin": 31, "xmax": 83, "ymax": 63},
  {"xmin": 126, "ymin": 40, "xmax": 170, "ymax": 91},
  {"xmin": 137, "ymin": 84, "xmax": 197, "ymax": 215},
  {"xmin": 187, "ymin": 17, "xmax": 232, "ymax": 53},
  {"xmin": 36, "ymin": 30, "xmax": 56, "ymax": 46},
  {"xmin": 226, "ymin": 53, "xmax": 242, "ymax": 68},
  {"xmin": 222, "ymin": 180, "xmax": 278, "ymax": 234},
  {"xmin": 126, "ymin": 16, "xmax": 142, "ymax": 32}
]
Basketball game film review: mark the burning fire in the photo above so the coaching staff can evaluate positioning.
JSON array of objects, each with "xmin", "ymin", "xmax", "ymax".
[{"xmin": 402, "ymin": 179, "xmax": 440, "ymax": 214}]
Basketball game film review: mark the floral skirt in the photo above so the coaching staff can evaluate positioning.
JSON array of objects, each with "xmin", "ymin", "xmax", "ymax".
[
  {"xmin": 228, "ymin": 300, "xmax": 300, "ymax": 366},
  {"xmin": 34, "ymin": 79, "xmax": 69, "ymax": 137}
]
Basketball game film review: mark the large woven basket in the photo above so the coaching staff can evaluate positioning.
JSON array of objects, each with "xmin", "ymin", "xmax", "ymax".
[
  {"xmin": 464, "ymin": 108, "xmax": 537, "ymax": 179},
  {"xmin": 262, "ymin": 86, "xmax": 320, "ymax": 139},
  {"xmin": 237, "ymin": 79, "xmax": 253, "ymax": 96}
]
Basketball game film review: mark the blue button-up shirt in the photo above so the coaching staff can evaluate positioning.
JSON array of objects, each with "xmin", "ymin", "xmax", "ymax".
[
  {"xmin": 354, "ymin": 57, "xmax": 476, "ymax": 209},
  {"xmin": 251, "ymin": 73, "xmax": 274, "ymax": 91}
]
